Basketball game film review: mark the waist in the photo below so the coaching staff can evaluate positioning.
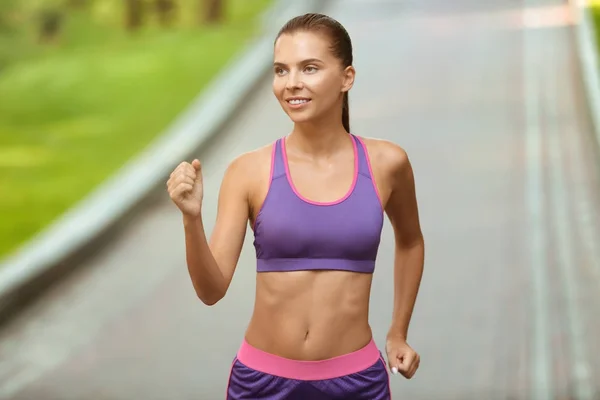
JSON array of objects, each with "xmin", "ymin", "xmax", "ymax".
[
  {"xmin": 257, "ymin": 258, "xmax": 375, "ymax": 273},
  {"xmin": 236, "ymin": 336, "xmax": 381, "ymax": 380},
  {"xmin": 244, "ymin": 314, "xmax": 372, "ymax": 360},
  {"xmin": 246, "ymin": 270, "xmax": 373, "ymax": 360}
]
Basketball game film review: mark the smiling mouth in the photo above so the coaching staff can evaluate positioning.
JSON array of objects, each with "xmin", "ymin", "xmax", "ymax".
[{"xmin": 287, "ymin": 98, "xmax": 311, "ymax": 105}]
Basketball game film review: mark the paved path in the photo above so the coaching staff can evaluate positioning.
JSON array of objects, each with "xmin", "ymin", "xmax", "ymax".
[{"xmin": 1, "ymin": 0, "xmax": 600, "ymax": 399}]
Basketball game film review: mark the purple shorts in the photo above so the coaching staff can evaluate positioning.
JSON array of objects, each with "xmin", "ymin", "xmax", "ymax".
[{"xmin": 226, "ymin": 338, "xmax": 392, "ymax": 399}]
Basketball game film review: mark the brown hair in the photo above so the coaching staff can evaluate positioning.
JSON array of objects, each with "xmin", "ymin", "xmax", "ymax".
[{"xmin": 275, "ymin": 13, "xmax": 353, "ymax": 133}]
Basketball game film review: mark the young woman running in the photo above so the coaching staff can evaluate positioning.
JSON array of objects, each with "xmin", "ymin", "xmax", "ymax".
[{"xmin": 167, "ymin": 13, "xmax": 425, "ymax": 400}]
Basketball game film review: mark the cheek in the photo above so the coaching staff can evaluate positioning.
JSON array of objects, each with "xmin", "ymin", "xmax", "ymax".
[
  {"xmin": 307, "ymin": 74, "xmax": 328, "ymax": 91},
  {"xmin": 272, "ymin": 78, "xmax": 285, "ymax": 100},
  {"xmin": 310, "ymin": 75, "xmax": 341, "ymax": 103}
]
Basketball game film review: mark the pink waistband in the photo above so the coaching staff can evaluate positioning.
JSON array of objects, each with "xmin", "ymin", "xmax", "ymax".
[{"xmin": 236, "ymin": 338, "xmax": 381, "ymax": 380}]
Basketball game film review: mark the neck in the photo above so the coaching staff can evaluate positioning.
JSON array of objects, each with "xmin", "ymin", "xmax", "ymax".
[{"xmin": 288, "ymin": 115, "xmax": 349, "ymax": 157}]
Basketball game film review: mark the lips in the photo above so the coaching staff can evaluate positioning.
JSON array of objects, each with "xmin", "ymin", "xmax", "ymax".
[
  {"xmin": 288, "ymin": 99, "xmax": 309, "ymax": 105},
  {"xmin": 286, "ymin": 97, "xmax": 311, "ymax": 107}
]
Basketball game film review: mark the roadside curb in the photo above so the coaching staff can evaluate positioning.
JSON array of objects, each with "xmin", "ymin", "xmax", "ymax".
[
  {"xmin": 571, "ymin": 0, "xmax": 600, "ymax": 148},
  {"xmin": 0, "ymin": 0, "xmax": 329, "ymax": 324}
]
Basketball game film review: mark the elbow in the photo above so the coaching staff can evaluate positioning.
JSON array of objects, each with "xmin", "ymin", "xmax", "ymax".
[
  {"xmin": 195, "ymin": 286, "xmax": 226, "ymax": 306},
  {"xmin": 412, "ymin": 233, "xmax": 424, "ymax": 246},
  {"xmin": 417, "ymin": 234, "xmax": 425, "ymax": 249},
  {"xmin": 397, "ymin": 233, "xmax": 425, "ymax": 250},
  {"xmin": 197, "ymin": 293, "xmax": 222, "ymax": 306},
  {"xmin": 200, "ymin": 296, "xmax": 221, "ymax": 306}
]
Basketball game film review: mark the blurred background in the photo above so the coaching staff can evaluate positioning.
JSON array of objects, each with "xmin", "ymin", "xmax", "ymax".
[{"xmin": 1, "ymin": 0, "xmax": 600, "ymax": 399}]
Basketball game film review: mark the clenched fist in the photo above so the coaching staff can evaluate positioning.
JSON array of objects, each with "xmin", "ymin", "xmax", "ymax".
[
  {"xmin": 167, "ymin": 159, "xmax": 203, "ymax": 217},
  {"xmin": 385, "ymin": 334, "xmax": 420, "ymax": 379}
]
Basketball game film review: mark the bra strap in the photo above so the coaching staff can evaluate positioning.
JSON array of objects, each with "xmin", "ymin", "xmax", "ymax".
[{"xmin": 271, "ymin": 138, "xmax": 286, "ymax": 179}]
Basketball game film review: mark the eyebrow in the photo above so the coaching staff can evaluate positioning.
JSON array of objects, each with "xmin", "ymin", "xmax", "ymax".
[{"xmin": 273, "ymin": 58, "xmax": 324, "ymax": 67}]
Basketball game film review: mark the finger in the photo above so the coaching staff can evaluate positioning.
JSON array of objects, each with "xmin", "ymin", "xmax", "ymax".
[
  {"xmin": 168, "ymin": 175, "xmax": 194, "ymax": 190},
  {"xmin": 406, "ymin": 358, "xmax": 420, "ymax": 379},
  {"xmin": 410, "ymin": 357, "xmax": 420, "ymax": 377},
  {"xmin": 171, "ymin": 167, "xmax": 196, "ymax": 183},
  {"xmin": 170, "ymin": 162, "xmax": 189, "ymax": 178},
  {"xmin": 385, "ymin": 351, "xmax": 399, "ymax": 375},
  {"xmin": 403, "ymin": 354, "xmax": 420, "ymax": 379},
  {"xmin": 174, "ymin": 174, "xmax": 195, "ymax": 186},
  {"xmin": 172, "ymin": 184, "xmax": 193, "ymax": 200},
  {"xmin": 192, "ymin": 163, "xmax": 203, "ymax": 184},
  {"xmin": 406, "ymin": 365, "xmax": 417, "ymax": 379},
  {"xmin": 192, "ymin": 159, "xmax": 201, "ymax": 171},
  {"xmin": 171, "ymin": 183, "xmax": 193, "ymax": 198},
  {"xmin": 180, "ymin": 162, "xmax": 196, "ymax": 175},
  {"xmin": 398, "ymin": 352, "xmax": 415, "ymax": 374}
]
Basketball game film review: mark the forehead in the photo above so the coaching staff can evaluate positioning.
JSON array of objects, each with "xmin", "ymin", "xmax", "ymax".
[{"xmin": 273, "ymin": 31, "xmax": 334, "ymax": 63}]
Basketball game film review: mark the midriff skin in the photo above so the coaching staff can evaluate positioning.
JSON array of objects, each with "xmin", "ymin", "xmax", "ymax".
[{"xmin": 244, "ymin": 270, "xmax": 374, "ymax": 360}]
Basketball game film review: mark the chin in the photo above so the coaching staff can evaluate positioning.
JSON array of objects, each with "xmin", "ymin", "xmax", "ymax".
[
  {"xmin": 286, "ymin": 110, "xmax": 317, "ymax": 125},
  {"xmin": 288, "ymin": 115, "xmax": 311, "ymax": 125}
]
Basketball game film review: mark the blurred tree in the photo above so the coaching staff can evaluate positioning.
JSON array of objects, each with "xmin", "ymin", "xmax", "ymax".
[
  {"xmin": 0, "ymin": 0, "xmax": 17, "ymax": 32},
  {"xmin": 89, "ymin": 0, "xmax": 121, "ymax": 29},
  {"xmin": 155, "ymin": 0, "xmax": 177, "ymax": 27},
  {"xmin": 0, "ymin": 13, "xmax": 10, "ymax": 34},
  {"xmin": 66, "ymin": 0, "xmax": 90, "ymax": 9},
  {"xmin": 125, "ymin": 0, "xmax": 144, "ymax": 31},
  {"xmin": 203, "ymin": 0, "xmax": 223, "ymax": 24},
  {"xmin": 37, "ymin": 7, "xmax": 64, "ymax": 43}
]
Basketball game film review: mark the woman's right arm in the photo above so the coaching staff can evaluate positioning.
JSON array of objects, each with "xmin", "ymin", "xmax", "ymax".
[{"xmin": 179, "ymin": 154, "xmax": 252, "ymax": 305}]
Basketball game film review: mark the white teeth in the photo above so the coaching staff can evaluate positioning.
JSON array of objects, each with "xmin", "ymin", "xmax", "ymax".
[{"xmin": 289, "ymin": 99, "xmax": 308, "ymax": 105}]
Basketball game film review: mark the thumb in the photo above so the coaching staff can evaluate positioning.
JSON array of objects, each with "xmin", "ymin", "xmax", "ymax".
[
  {"xmin": 191, "ymin": 159, "xmax": 202, "ymax": 182},
  {"xmin": 386, "ymin": 351, "xmax": 400, "ymax": 375},
  {"xmin": 191, "ymin": 159, "xmax": 201, "ymax": 171}
]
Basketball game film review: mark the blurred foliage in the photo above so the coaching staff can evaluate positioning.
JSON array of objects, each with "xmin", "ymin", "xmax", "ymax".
[
  {"xmin": 592, "ymin": 2, "xmax": 600, "ymax": 88},
  {"xmin": 0, "ymin": 0, "xmax": 273, "ymax": 258},
  {"xmin": 592, "ymin": 0, "xmax": 600, "ymax": 51},
  {"xmin": 0, "ymin": 0, "xmax": 265, "ymax": 67}
]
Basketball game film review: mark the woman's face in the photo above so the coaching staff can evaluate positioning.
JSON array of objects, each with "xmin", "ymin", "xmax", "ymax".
[{"xmin": 272, "ymin": 31, "xmax": 354, "ymax": 125}]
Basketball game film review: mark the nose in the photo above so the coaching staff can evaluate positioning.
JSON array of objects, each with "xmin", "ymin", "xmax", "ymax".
[{"xmin": 285, "ymin": 70, "xmax": 303, "ymax": 91}]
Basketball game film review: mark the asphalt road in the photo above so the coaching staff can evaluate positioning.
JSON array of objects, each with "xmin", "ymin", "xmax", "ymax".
[{"xmin": 2, "ymin": 0, "xmax": 600, "ymax": 399}]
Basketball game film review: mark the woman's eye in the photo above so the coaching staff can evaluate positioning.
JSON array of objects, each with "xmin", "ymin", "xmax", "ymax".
[{"xmin": 305, "ymin": 66, "xmax": 317, "ymax": 73}]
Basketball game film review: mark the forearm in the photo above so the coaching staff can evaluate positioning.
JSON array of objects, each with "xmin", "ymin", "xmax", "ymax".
[
  {"xmin": 183, "ymin": 214, "xmax": 226, "ymax": 305},
  {"xmin": 388, "ymin": 237, "xmax": 425, "ymax": 339}
]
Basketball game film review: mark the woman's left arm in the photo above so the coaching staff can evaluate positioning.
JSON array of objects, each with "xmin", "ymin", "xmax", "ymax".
[{"xmin": 382, "ymin": 144, "xmax": 425, "ymax": 379}]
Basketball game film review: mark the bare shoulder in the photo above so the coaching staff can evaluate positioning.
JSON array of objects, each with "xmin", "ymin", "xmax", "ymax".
[
  {"xmin": 219, "ymin": 142, "xmax": 274, "ymax": 203},
  {"xmin": 360, "ymin": 137, "xmax": 420, "ymax": 235},
  {"xmin": 359, "ymin": 136, "xmax": 411, "ymax": 184},
  {"xmin": 223, "ymin": 143, "xmax": 272, "ymax": 179}
]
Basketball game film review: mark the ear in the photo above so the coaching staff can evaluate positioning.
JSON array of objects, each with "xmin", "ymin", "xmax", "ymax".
[{"xmin": 341, "ymin": 65, "xmax": 356, "ymax": 93}]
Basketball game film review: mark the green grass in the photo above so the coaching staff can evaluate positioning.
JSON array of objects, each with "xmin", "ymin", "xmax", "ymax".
[{"xmin": 0, "ymin": 0, "xmax": 273, "ymax": 259}]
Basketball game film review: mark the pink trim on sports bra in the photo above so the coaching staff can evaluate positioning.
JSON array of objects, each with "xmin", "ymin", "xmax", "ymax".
[{"xmin": 281, "ymin": 136, "xmax": 359, "ymax": 206}]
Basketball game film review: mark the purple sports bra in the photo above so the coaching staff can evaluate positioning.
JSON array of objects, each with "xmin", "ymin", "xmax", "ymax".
[{"xmin": 252, "ymin": 134, "xmax": 384, "ymax": 274}]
